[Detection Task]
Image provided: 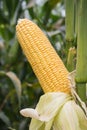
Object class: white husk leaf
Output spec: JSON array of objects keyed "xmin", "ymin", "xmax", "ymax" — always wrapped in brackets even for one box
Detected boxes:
[
  {"xmin": 29, "ymin": 92, "xmax": 71, "ymax": 130},
  {"xmin": 45, "ymin": 118, "xmax": 54, "ymax": 130},
  {"xmin": 73, "ymin": 101, "xmax": 87, "ymax": 130},
  {"xmin": 29, "ymin": 118, "xmax": 44, "ymax": 130},
  {"xmin": 20, "ymin": 92, "xmax": 87, "ymax": 130},
  {"xmin": 35, "ymin": 92, "xmax": 71, "ymax": 121},
  {"xmin": 53, "ymin": 100, "xmax": 87, "ymax": 130}
]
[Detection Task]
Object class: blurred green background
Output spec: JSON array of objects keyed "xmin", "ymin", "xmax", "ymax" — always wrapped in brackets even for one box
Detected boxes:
[{"xmin": 0, "ymin": 0, "xmax": 76, "ymax": 129}]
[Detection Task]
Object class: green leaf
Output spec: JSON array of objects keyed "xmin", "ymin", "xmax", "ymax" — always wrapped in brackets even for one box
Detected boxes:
[
  {"xmin": 6, "ymin": 71, "xmax": 21, "ymax": 105},
  {"xmin": 10, "ymin": 1, "xmax": 21, "ymax": 25},
  {"xmin": 0, "ymin": 71, "xmax": 22, "ymax": 105},
  {"xmin": 0, "ymin": 111, "xmax": 11, "ymax": 126},
  {"xmin": 8, "ymin": 40, "xmax": 19, "ymax": 64}
]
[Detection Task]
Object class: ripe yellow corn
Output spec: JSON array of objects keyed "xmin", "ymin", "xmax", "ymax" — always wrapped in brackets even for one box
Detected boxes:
[{"xmin": 16, "ymin": 19, "xmax": 71, "ymax": 94}]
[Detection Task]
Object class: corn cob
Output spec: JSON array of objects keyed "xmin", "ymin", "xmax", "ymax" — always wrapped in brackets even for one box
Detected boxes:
[{"xmin": 16, "ymin": 19, "xmax": 71, "ymax": 94}]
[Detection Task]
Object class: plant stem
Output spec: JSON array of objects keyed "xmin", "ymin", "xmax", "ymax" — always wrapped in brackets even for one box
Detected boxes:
[
  {"xmin": 43, "ymin": 0, "xmax": 61, "ymax": 25},
  {"xmin": 75, "ymin": 0, "xmax": 80, "ymax": 36},
  {"xmin": 76, "ymin": 83, "xmax": 86, "ymax": 102},
  {"xmin": 75, "ymin": 0, "xmax": 87, "ymax": 102},
  {"xmin": 65, "ymin": 0, "xmax": 74, "ymax": 43},
  {"xmin": 67, "ymin": 47, "xmax": 76, "ymax": 72}
]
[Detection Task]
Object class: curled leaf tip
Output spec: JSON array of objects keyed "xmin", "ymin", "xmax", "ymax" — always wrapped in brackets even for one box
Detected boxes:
[{"xmin": 20, "ymin": 108, "xmax": 39, "ymax": 119}]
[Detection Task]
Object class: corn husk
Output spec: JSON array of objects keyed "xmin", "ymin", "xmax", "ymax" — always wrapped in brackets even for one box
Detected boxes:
[{"xmin": 20, "ymin": 92, "xmax": 87, "ymax": 130}]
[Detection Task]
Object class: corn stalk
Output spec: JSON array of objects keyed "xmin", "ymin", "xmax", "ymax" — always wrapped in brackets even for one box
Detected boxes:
[
  {"xmin": 66, "ymin": 0, "xmax": 87, "ymax": 102},
  {"xmin": 65, "ymin": 0, "xmax": 74, "ymax": 46},
  {"xmin": 75, "ymin": 0, "xmax": 87, "ymax": 102},
  {"xmin": 65, "ymin": 0, "xmax": 75, "ymax": 71}
]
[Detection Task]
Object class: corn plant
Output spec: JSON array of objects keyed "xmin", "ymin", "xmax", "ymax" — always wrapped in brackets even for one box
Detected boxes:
[
  {"xmin": 0, "ymin": 0, "xmax": 87, "ymax": 129},
  {"xmin": 16, "ymin": 0, "xmax": 87, "ymax": 129}
]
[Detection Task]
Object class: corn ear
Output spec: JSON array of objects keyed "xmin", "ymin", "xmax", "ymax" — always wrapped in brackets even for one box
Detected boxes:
[{"xmin": 16, "ymin": 19, "xmax": 71, "ymax": 94}]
